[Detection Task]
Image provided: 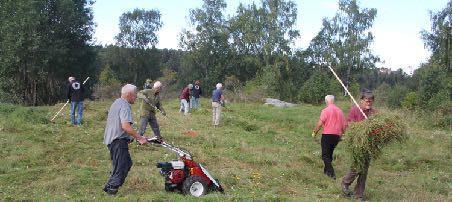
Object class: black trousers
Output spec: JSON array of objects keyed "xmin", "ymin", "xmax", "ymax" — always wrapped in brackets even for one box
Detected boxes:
[
  {"xmin": 321, "ymin": 134, "xmax": 341, "ymax": 177},
  {"xmin": 105, "ymin": 139, "xmax": 132, "ymax": 188}
]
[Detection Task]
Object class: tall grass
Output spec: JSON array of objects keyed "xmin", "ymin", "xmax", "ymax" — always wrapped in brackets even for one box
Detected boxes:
[{"xmin": 0, "ymin": 100, "xmax": 450, "ymax": 201}]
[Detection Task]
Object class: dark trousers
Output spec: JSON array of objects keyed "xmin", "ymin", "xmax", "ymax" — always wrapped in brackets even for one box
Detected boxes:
[
  {"xmin": 139, "ymin": 114, "xmax": 161, "ymax": 137},
  {"xmin": 321, "ymin": 134, "xmax": 341, "ymax": 178},
  {"xmin": 342, "ymin": 158, "xmax": 370, "ymax": 198},
  {"xmin": 105, "ymin": 139, "xmax": 132, "ymax": 188}
]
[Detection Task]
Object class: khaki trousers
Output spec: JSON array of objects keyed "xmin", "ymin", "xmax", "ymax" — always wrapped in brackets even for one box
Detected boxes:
[{"xmin": 212, "ymin": 102, "xmax": 221, "ymax": 126}]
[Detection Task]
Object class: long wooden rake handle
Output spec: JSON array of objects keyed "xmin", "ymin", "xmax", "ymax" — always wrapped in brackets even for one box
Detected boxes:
[{"xmin": 326, "ymin": 65, "xmax": 367, "ymax": 119}]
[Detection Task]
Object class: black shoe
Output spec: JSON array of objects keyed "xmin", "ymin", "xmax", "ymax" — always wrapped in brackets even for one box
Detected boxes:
[
  {"xmin": 341, "ymin": 183, "xmax": 351, "ymax": 196},
  {"xmin": 103, "ymin": 185, "xmax": 118, "ymax": 195}
]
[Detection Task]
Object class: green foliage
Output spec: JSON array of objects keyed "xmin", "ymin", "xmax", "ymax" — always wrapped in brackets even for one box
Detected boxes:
[
  {"xmin": 387, "ymin": 85, "xmax": 409, "ymax": 108},
  {"xmin": 298, "ymin": 71, "xmax": 329, "ymax": 104},
  {"xmin": 401, "ymin": 92, "xmax": 418, "ymax": 110},
  {"xmin": 116, "ymin": 9, "xmax": 162, "ymax": 48},
  {"xmin": 345, "ymin": 114, "xmax": 408, "ymax": 172},
  {"xmin": 421, "ymin": 1, "xmax": 451, "ymax": 69},
  {"xmin": 307, "ymin": 0, "xmax": 379, "ymax": 85},
  {"xmin": 98, "ymin": 65, "xmax": 120, "ymax": 86},
  {"xmin": 0, "ymin": 0, "xmax": 97, "ymax": 105},
  {"xmin": 93, "ymin": 65, "xmax": 122, "ymax": 100},
  {"xmin": 98, "ymin": 45, "xmax": 161, "ymax": 86},
  {"xmin": 374, "ymin": 83, "xmax": 391, "ymax": 107},
  {"xmin": 114, "ymin": 9, "xmax": 163, "ymax": 84}
]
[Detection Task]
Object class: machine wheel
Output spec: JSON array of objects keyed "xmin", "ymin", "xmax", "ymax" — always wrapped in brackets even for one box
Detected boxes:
[{"xmin": 182, "ymin": 175, "xmax": 208, "ymax": 197}]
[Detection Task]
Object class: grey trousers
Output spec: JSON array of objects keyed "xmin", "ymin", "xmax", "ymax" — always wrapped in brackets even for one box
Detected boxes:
[
  {"xmin": 105, "ymin": 139, "xmax": 132, "ymax": 188},
  {"xmin": 139, "ymin": 114, "xmax": 161, "ymax": 137},
  {"xmin": 342, "ymin": 158, "xmax": 370, "ymax": 198}
]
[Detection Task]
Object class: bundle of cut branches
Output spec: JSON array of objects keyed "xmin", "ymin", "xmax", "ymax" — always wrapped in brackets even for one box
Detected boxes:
[{"xmin": 345, "ymin": 113, "xmax": 408, "ymax": 172}]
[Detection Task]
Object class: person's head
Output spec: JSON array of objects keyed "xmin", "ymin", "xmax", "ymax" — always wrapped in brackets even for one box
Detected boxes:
[
  {"xmin": 144, "ymin": 79, "xmax": 152, "ymax": 89},
  {"xmin": 195, "ymin": 80, "xmax": 200, "ymax": 85},
  {"xmin": 216, "ymin": 83, "xmax": 222, "ymax": 90},
  {"xmin": 188, "ymin": 84, "xmax": 193, "ymax": 89},
  {"xmin": 121, "ymin": 84, "xmax": 137, "ymax": 104},
  {"xmin": 153, "ymin": 81, "xmax": 162, "ymax": 92},
  {"xmin": 68, "ymin": 77, "xmax": 76, "ymax": 83},
  {"xmin": 325, "ymin": 95, "xmax": 335, "ymax": 105},
  {"xmin": 360, "ymin": 91, "xmax": 374, "ymax": 110}
]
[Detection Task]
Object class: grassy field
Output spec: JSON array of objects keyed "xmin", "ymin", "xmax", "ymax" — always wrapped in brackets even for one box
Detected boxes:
[{"xmin": 0, "ymin": 98, "xmax": 450, "ymax": 201}]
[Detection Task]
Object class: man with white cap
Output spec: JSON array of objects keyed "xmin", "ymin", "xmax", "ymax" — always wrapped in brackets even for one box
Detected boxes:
[
  {"xmin": 137, "ymin": 80, "xmax": 166, "ymax": 139},
  {"xmin": 211, "ymin": 83, "xmax": 225, "ymax": 127},
  {"xmin": 67, "ymin": 76, "xmax": 85, "ymax": 125}
]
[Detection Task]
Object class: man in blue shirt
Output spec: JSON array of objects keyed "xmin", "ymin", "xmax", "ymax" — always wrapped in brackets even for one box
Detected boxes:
[{"xmin": 211, "ymin": 83, "xmax": 224, "ymax": 127}]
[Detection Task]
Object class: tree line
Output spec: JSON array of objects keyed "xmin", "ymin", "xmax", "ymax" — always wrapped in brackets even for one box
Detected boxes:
[{"xmin": 0, "ymin": 0, "xmax": 450, "ymax": 126}]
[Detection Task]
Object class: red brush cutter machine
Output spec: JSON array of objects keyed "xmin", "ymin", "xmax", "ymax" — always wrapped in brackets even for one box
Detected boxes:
[{"xmin": 147, "ymin": 137, "xmax": 224, "ymax": 197}]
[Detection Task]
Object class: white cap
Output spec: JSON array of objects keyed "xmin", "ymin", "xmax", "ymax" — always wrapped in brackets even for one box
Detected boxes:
[{"xmin": 153, "ymin": 81, "xmax": 162, "ymax": 89}]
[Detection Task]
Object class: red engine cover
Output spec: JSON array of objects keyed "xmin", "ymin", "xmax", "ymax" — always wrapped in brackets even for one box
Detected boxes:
[{"xmin": 170, "ymin": 169, "xmax": 185, "ymax": 184}]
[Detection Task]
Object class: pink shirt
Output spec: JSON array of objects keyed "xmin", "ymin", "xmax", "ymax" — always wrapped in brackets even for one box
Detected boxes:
[{"xmin": 320, "ymin": 104, "xmax": 346, "ymax": 135}]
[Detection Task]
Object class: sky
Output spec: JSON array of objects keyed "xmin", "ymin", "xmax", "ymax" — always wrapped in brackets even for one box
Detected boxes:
[{"xmin": 92, "ymin": 0, "xmax": 449, "ymax": 73}]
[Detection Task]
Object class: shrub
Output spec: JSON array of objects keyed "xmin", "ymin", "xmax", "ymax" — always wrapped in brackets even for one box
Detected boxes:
[
  {"xmin": 345, "ymin": 113, "xmax": 408, "ymax": 172},
  {"xmin": 298, "ymin": 71, "xmax": 329, "ymax": 104},
  {"xmin": 374, "ymin": 83, "xmax": 391, "ymax": 107},
  {"xmin": 387, "ymin": 85, "xmax": 409, "ymax": 108},
  {"xmin": 93, "ymin": 65, "xmax": 122, "ymax": 100},
  {"xmin": 401, "ymin": 92, "xmax": 418, "ymax": 110}
]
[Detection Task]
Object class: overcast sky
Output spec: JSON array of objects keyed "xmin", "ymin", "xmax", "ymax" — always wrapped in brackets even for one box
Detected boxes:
[{"xmin": 92, "ymin": 0, "xmax": 449, "ymax": 73}]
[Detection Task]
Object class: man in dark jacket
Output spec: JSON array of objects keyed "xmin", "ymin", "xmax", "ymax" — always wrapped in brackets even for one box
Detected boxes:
[
  {"xmin": 67, "ymin": 76, "xmax": 85, "ymax": 125},
  {"xmin": 190, "ymin": 80, "xmax": 202, "ymax": 109}
]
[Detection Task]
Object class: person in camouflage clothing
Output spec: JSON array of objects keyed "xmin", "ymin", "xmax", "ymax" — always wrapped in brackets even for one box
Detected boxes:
[{"xmin": 137, "ymin": 80, "xmax": 166, "ymax": 139}]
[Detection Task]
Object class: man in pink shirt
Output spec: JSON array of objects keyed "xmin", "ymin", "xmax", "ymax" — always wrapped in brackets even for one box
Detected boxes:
[{"xmin": 313, "ymin": 95, "xmax": 346, "ymax": 179}]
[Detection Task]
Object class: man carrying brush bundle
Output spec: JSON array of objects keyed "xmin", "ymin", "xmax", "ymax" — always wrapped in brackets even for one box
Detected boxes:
[
  {"xmin": 341, "ymin": 91, "xmax": 376, "ymax": 201},
  {"xmin": 137, "ymin": 80, "xmax": 166, "ymax": 140}
]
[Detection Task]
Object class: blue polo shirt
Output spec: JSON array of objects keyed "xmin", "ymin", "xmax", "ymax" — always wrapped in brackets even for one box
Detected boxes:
[{"xmin": 212, "ymin": 89, "xmax": 222, "ymax": 102}]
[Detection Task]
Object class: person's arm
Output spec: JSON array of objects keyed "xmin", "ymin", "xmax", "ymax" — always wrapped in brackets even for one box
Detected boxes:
[
  {"xmin": 156, "ymin": 100, "xmax": 166, "ymax": 116},
  {"xmin": 313, "ymin": 119, "xmax": 323, "ymax": 134},
  {"xmin": 119, "ymin": 105, "xmax": 147, "ymax": 144},
  {"xmin": 122, "ymin": 122, "xmax": 147, "ymax": 144}
]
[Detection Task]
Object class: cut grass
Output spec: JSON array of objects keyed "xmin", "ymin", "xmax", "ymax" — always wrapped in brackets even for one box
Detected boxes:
[{"xmin": 0, "ymin": 99, "xmax": 450, "ymax": 201}]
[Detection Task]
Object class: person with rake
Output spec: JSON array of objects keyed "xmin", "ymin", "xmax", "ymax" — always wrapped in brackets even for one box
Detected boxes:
[{"xmin": 137, "ymin": 80, "xmax": 166, "ymax": 140}]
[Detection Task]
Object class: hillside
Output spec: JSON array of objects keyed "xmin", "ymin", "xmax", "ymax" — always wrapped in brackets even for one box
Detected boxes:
[{"xmin": 0, "ymin": 99, "xmax": 450, "ymax": 201}]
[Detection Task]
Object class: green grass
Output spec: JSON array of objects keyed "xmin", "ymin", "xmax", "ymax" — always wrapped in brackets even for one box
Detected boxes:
[{"xmin": 0, "ymin": 99, "xmax": 450, "ymax": 201}]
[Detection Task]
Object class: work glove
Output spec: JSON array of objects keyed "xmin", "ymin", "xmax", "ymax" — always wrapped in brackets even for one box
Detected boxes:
[{"xmin": 311, "ymin": 131, "xmax": 317, "ymax": 138}]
